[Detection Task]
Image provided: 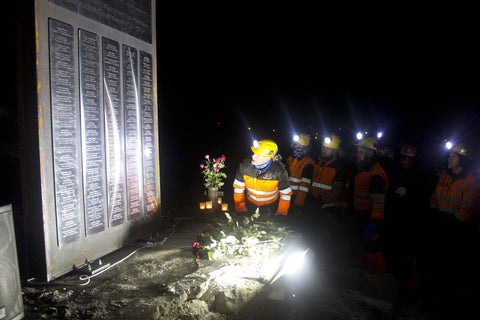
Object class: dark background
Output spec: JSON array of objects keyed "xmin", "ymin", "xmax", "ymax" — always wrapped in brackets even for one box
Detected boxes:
[
  {"xmin": 2, "ymin": 3, "xmax": 480, "ymax": 212},
  {"xmin": 155, "ymin": 6, "xmax": 480, "ymax": 210}
]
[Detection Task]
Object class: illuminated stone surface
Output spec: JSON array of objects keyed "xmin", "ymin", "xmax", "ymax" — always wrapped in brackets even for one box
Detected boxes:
[{"xmin": 21, "ymin": 211, "xmax": 415, "ymax": 319}]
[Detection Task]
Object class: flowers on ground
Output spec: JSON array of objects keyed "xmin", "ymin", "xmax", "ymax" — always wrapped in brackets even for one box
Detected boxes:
[
  {"xmin": 200, "ymin": 154, "xmax": 227, "ymax": 189},
  {"xmin": 192, "ymin": 211, "xmax": 293, "ymax": 260},
  {"xmin": 192, "ymin": 242, "xmax": 201, "ymax": 259}
]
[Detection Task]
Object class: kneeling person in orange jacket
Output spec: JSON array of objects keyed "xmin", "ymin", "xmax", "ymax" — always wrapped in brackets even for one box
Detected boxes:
[{"xmin": 233, "ymin": 139, "xmax": 293, "ymax": 216}]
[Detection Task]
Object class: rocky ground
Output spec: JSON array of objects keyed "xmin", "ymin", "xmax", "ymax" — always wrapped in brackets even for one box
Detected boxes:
[{"xmin": 20, "ymin": 208, "xmax": 441, "ymax": 320}]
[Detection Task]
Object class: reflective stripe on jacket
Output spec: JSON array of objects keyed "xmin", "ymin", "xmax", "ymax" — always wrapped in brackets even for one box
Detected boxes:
[
  {"xmin": 430, "ymin": 170, "xmax": 480, "ymax": 222},
  {"xmin": 353, "ymin": 161, "xmax": 389, "ymax": 220},
  {"xmin": 311, "ymin": 156, "xmax": 347, "ymax": 207},
  {"xmin": 233, "ymin": 158, "xmax": 293, "ymax": 216},
  {"xmin": 286, "ymin": 156, "xmax": 315, "ymax": 207}
]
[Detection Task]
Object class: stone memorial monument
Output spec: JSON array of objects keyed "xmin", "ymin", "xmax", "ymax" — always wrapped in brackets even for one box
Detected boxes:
[{"xmin": 17, "ymin": 0, "xmax": 160, "ymax": 281}]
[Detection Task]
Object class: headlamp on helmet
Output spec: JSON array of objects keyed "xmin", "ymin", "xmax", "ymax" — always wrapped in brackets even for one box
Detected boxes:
[
  {"xmin": 251, "ymin": 139, "xmax": 278, "ymax": 158},
  {"xmin": 445, "ymin": 141, "xmax": 468, "ymax": 157},
  {"xmin": 323, "ymin": 135, "xmax": 341, "ymax": 150},
  {"xmin": 445, "ymin": 141, "xmax": 453, "ymax": 150},
  {"xmin": 292, "ymin": 133, "xmax": 311, "ymax": 147}
]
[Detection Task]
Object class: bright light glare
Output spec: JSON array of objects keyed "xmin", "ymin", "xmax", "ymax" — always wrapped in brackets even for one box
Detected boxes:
[
  {"xmin": 293, "ymin": 134, "xmax": 300, "ymax": 142},
  {"xmin": 261, "ymin": 256, "xmax": 282, "ymax": 279},
  {"xmin": 253, "ymin": 140, "xmax": 259, "ymax": 148},
  {"xmin": 324, "ymin": 137, "xmax": 331, "ymax": 144},
  {"xmin": 356, "ymin": 132, "xmax": 363, "ymax": 140},
  {"xmin": 210, "ymin": 268, "xmax": 243, "ymax": 289},
  {"xmin": 283, "ymin": 250, "xmax": 308, "ymax": 275},
  {"xmin": 446, "ymin": 141, "xmax": 453, "ymax": 150},
  {"xmin": 377, "ymin": 132, "xmax": 383, "ymax": 139}
]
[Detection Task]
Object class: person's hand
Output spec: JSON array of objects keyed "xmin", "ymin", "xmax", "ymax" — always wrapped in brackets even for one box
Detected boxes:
[
  {"xmin": 395, "ymin": 186, "xmax": 407, "ymax": 196},
  {"xmin": 363, "ymin": 219, "xmax": 384, "ymax": 242},
  {"xmin": 363, "ymin": 222, "xmax": 378, "ymax": 242}
]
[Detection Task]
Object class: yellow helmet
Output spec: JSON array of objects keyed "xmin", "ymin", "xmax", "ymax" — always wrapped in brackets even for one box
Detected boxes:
[
  {"xmin": 322, "ymin": 135, "xmax": 341, "ymax": 150},
  {"xmin": 355, "ymin": 137, "xmax": 378, "ymax": 152},
  {"xmin": 251, "ymin": 140, "xmax": 278, "ymax": 158},
  {"xmin": 293, "ymin": 134, "xmax": 311, "ymax": 147},
  {"xmin": 452, "ymin": 145, "xmax": 468, "ymax": 157}
]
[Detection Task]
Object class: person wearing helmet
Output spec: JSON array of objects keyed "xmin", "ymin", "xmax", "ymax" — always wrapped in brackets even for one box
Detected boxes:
[
  {"xmin": 286, "ymin": 133, "xmax": 315, "ymax": 216},
  {"xmin": 382, "ymin": 142, "xmax": 430, "ymax": 299},
  {"xmin": 311, "ymin": 135, "xmax": 349, "ymax": 211},
  {"xmin": 233, "ymin": 139, "xmax": 293, "ymax": 217},
  {"xmin": 347, "ymin": 137, "xmax": 389, "ymax": 274},
  {"xmin": 307, "ymin": 134, "xmax": 350, "ymax": 262},
  {"xmin": 426, "ymin": 143, "xmax": 479, "ymax": 315},
  {"xmin": 431, "ymin": 143, "xmax": 478, "ymax": 222}
]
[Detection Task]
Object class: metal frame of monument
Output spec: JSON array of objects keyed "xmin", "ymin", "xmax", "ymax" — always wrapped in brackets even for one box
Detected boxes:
[{"xmin": 22, "ymin": 0, "xmax": 160, "ymax": 281}]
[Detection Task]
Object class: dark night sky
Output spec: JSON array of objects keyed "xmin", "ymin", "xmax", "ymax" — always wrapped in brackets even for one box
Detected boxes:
[
  {"xmin": 155, "ymin": 9, "xmax": 480, "ymax": 149},
  {"xmin": 154, "ymin": 9, "xmax": 480, "ymax": 208},
  {"xmin": 2, "ymin": 4, "xmax": 480, "ymax": 209},
  {"xmin": 154, "ymin": 6, "xmax": 480, "ymax": 148}
]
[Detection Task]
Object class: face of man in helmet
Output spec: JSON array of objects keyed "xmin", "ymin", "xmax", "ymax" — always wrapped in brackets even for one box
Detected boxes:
[
  {"xmin": 252, "ymin": 153, "xmax": 271, "ymax": 166},
  {"xmin": 356, "ymin": 147, "xmax": 366, "ymax": 163},
  {"xmin": 321, "ymin": 145, "xmax": 333, "ymax": 159},
  {"xmin": 400, "ymin": 156, "xmax": 414, "ymax": 169},
  {"xmin": 447, "ymin": 151, "xmax": 461, "ymax": 173}
]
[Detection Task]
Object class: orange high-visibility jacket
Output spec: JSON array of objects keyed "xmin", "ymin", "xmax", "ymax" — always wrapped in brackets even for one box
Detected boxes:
[
  {"xmin": 353, "ymin": 161, "xmax": 389, "ymax": 220},
  {"xmin": 430, "ymin": 170, "xmax": 480, "ymax": 222},
  {"xmin": 311, "ymin": 156, "xmax": 348, "ymax": 207},
  {"xmin": 286, "ymin": 155, "xmax": 315, "ymax": 207},
  {"xmin": 233, "ymin": 158, "xmax": 293, "ymax": 216}
]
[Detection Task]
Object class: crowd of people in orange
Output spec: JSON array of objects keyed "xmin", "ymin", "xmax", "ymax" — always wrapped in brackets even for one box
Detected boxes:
[{"xmin": 232, "ymin": 131, "xmax": 479, "ymax": 318}]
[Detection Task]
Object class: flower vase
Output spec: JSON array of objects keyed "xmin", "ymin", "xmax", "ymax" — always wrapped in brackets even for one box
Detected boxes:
[{"xmin": 207, "ymin": 187, "xmax": 218, "ymax": 210}]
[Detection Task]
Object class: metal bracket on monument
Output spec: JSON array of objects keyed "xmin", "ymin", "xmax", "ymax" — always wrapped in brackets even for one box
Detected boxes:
[{"xmin": 75, "ymin": 258, "xmax": 111, "ymax": 276}]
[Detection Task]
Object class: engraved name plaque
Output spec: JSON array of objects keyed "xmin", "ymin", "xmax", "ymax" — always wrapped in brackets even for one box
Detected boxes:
[
  {"xmin": 123, "ymin": 45, "xmax": 144, "ymax": 220},
  {"xmin": 103, "ymin": 38, "xmax": 126, "ymax": 227},
  {"xmin": 49, "ymin": 0, "xmax": 152, "ymax": 43},
  {"xmin": 140, "ymin": 51, "xmax": 157, "ymax": 215},
  {"xmin": 49, "ymin": 19, "xmax": 82, "ymax": 245},
  {"xmin": 79, "ymin": 29, "xmax": 106, "ymax": 235}
]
